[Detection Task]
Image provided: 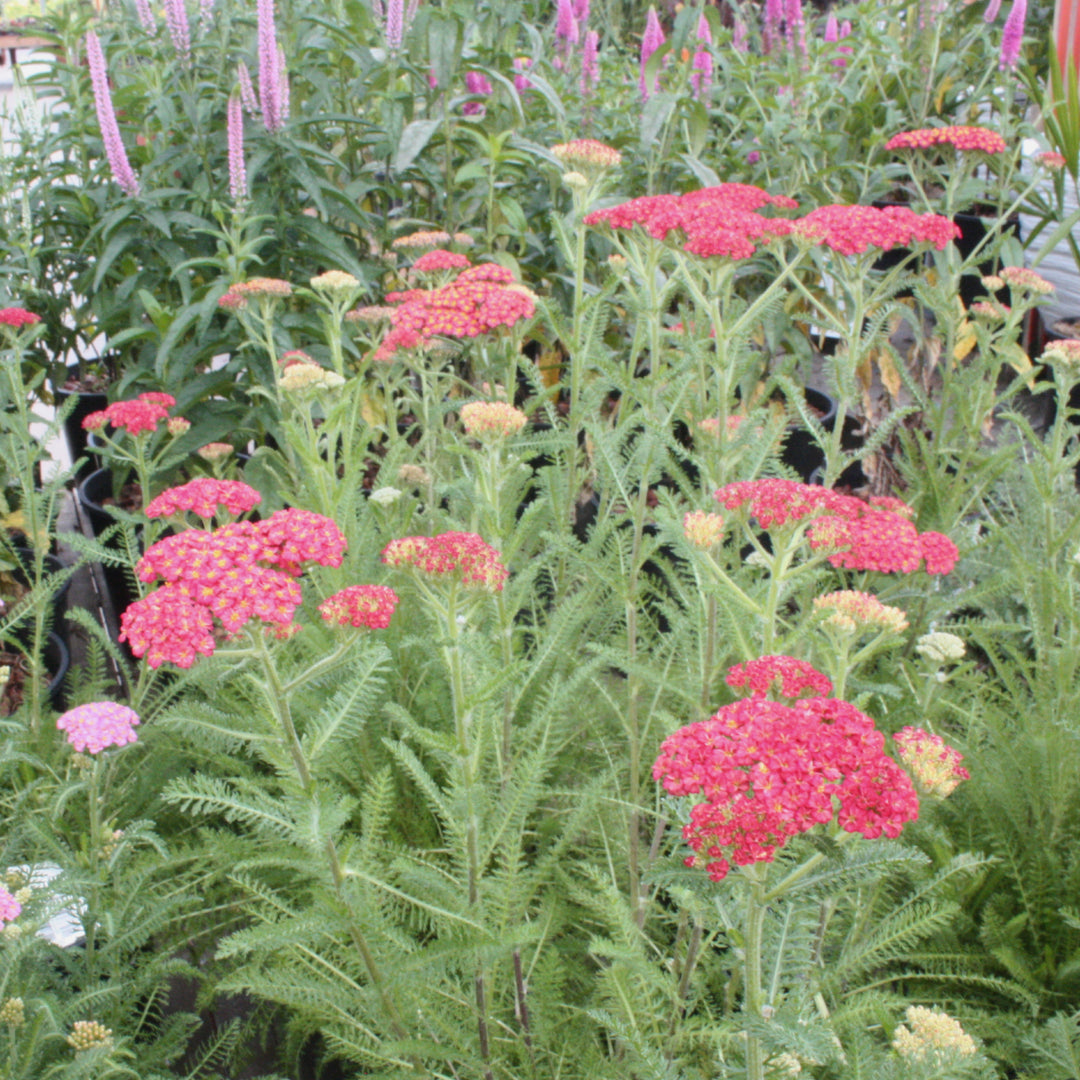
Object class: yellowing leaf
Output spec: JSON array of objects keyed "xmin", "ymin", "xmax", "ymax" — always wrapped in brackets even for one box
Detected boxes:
[
  {"xmin": 876, "ymin": 349, "xmax": 902, "ymax": 400},
  {"xmin": 954, "ymin": 326, "xmax": 977, "ymax": 363},
  {"xmin": 537, "ymin": 346, "xmax": 564, "ymax": 389},
  {"xmin": 359, "ymin": 390, "xmax": 386, "ymax": 429},
  {"xmin": 935, "ymin": 75, "xmax": 954, "ymax": 114}
]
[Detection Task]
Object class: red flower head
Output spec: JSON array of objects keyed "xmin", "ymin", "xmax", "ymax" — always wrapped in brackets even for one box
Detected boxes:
[
  {"xmin": 716, "ymin": 479, "xmax": 958, "ymax": 576},
  {"xmin": 0, "ymin": 308, "xmax": 41, "ymax": 328},
  {"xmin": 119, "ymin": 586, "xmax": 217, "ymax": 668},
  {"xmin": 726, "ymin": 655, "xmax": 833, "ymax": 699},
  {"xmin": 654, "ymin": 695, "xmax": 919, "ymax": 880},
  {"xmin": 794, "ymin": 204, "xmax": 960, "ymax": 256},
  {"xmin": 257, "ymin": 508, "xmax": 347, "ymax": 571},
  {"xmin": 81, "ymin": 392, "xmax": 177, "ymax": 436},
  {"xmin": 319, "ymin": 584, "xmax": 400, "ymax": 629},
  {"xmin": 884, "ymin": 126, "xmax": 1008, "ymax": 155},
  {"xmin": 382, "ymin": 531, "xmax": 509, "ymax": 591},
  {"xmin": 145, "ymin": 478, "xmax": 262, "ymax": 521},
  {"xmin": 584, "ymin": 184, "xmax": 797, "ymax": 261}
]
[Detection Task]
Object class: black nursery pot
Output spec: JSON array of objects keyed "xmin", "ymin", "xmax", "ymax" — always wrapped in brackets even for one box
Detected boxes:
[
  {"xmin": 780, "ymin": 387, "xmax": 863, "ymax": 483},
  {"xmin": 952, "ymin": 211, "xmax": 1021, "ymax": 309},
  {"xmin": 49, "ymin": 369, "xmax": 108, "ymax": 480},
  {"xmin": 76, "ymin": 468, "xmax": 138, "ymax": 619}
]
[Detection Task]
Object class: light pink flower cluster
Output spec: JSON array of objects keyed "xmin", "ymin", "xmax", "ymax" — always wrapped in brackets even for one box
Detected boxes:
[
  {"xmin": 584, "ymin": 184, "xmax": 798, "ymax": 261},
  {"xmin": 319, "ymin": 585, "xmax": 399, "ymax": 629},
  {"xmin": 145, "ymin": 479, "xmax": 262, "ymax": 521},
  {"xmin": 654, "ymin": 693, "xmax": 920, "ymax": 881},
  {"xmin": 884, "ymin": 125, "xmax": 1008, "ymax": 154},
  {"xmin": 726, "ymin": 654, "xmax": 833, "ymax": 699},
  {"xmin": 460, "ymin": 401, "xmax": 528, "ymax": 439},
  {"xmin": 82, "ymin": 392, "xmax": 181, "ymax": 437},
  {"xmin": 375, "ymin": 264, "xmax": 535, "ymax": 361},
  {"xmin": 794, "ymin": 204, "xmax": 960, "ymax": 256},
  {"xmin": 382, "ymin": 531, "xmax": 509, "ymax": 591},
  {"xmin": 85, "ymin": 31, "xmax": 140, "ymax": 197},
  {"xmin": 998, "ymin": 266, "xmax": 1054, "ymax": 295},
  {"xmin": 893, "ymin": 726, "xmax": 969, "ymax": 798},
  {"xmin": 121, "ymin": 509, "xmax": 346, "ymax": 667},
  {"xmin": 56, "ymin": 701, "xmax": 140, "ymax": 754},
  {"xmin": 0, "ymin": 888, "xmax": 21, "ymax": 924},
  {"xmin": 715, "ymin": 479, "xmax": 958, "ymax": 575}
]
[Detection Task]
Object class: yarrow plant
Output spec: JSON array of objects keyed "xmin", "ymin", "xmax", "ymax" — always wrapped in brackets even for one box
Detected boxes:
[
  {"xmin": 318, "ymin": 585, "xmax": 399, "ymax": 630},
  {"xmin": 893, "ymin": 726, "xmax": 970, "ymax": 797},
  {"xmin": 56, "ymin": 702, "xmax": 140, "ymax": 754},
  {"xmin": 381, "ymin": 532, "xmax": 508, "ymax": 591}
]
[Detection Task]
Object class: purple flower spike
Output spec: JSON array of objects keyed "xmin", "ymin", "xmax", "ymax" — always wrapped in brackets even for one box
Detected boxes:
[
  {"xmin": 84, "ymin": 31, "xmax": 140, "ymax": 197},
  {"xmin": 163, "ymin": 0, "xmax": 191, "ymax": 64},
  {"xmin": 385, "ymin": 0, "xmax": 404, "ymax": 49},
  {"xmin": 573, "ymin": 0, "xmax": 589, "ymax": 20},
  {"xmin": 690, "ymin": 14, "xmax": 712, "ymax": 100},
  {"xmin": 581, "ymin": 29, "xmax": 599, "ymax": 94},
  {"xmin": 784, "ymin": 0, "xmax": 806, "ymax": 56},
  {"xmin": 999, "ymin": 0, "xmax": 1026, "ymax": 68},
  {"xmin": 983, "ymin": 0, "xmax": 1002, "ymax": 19},
  {"xmin": 135, "ymin": 0, "xmax": 157, "ymax": 35},
  {"xmin": 640, "ymin": 6, "xmax": 664, "ymax": 101},
  {"xmin": 237, "ymin": 62, "xmax": 258, "ymax": 115},
  {"xmin": 227, "ymin": 94, "xmax": 247, "ymax": 205},
  {"xmin": 258, "ymin": 0, "xmax": 283, "ymax": 132},
  {"xmin": 733, "ymin": 18, "xmax": 747, "ymax": 52},
  {"xmin": 824, "ymin": 12, "xmax": 838, "ymax": 41}
]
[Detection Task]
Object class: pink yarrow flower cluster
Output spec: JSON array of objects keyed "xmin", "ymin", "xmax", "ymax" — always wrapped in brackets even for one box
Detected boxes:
[
  {"xmin": 794, "ymin": 204, "xmax": 960, "ymax": 256},
  {"xmin": 715, "ymin": 479, "xmax": 958, "ymax": 575},
  {"xmin": 884, "ymin": 126, "xmax": 1008, "ymax": 155},
  {"xmin": 584, "ymin": 184, "xmax": 799, "ymax": 261},
  {"xmin": 375, "ymin": 264, "xmax": 535, "ymax": 361},
  {"xmin": 82, "ymin": 392, "xmax": 180, "ymax": 437},
  {"xmin": 654, "ymin": 693, "xmax": 920, "ymax": 881},
  {"xmin": 319, "ymin": 585, "xmax": 399, "ymax": 630},
  {"xmin": 726, "ymin": 654, "xmax": 833, "ymax": 699},
  {"xmin": 0, "ymin": 308, "xmax": 41, "ymax": 328},
  {"xmin": 120, "ymin": 509, "xmax": 346, "ymax": 668},
  {"xmin": 56, "ymin": 701, "xmax": 140, "ymax": 754},
  {"xmin": 382, "ymin": 532, "xmax": 509, "ymax": 591},
  {"xmin": 412, "ymin": 249, "xmax": 472, "ymax": 273},
  {"xmin": 0, "ymin": 888, "xmax": 21, "ymax": 924},
  {"xmin": 145, "ymin": 479, "xmax": 262, "ymax": 521}
]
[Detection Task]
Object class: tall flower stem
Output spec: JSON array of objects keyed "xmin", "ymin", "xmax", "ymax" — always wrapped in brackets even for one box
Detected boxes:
[{"xmin": 742, "ymin": 865, "xmax": 768, "ymax": 1080}]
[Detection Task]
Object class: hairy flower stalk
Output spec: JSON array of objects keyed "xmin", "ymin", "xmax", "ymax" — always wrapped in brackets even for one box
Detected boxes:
[
  {"xmin": 999, "ymin": 0, "xmax": 1026, "ymax": 69},
  {"xmin": 258, "ymin": 0, "xmax": 284, "ymax": 132},
  {"xmin": 763, "ymin": 0, "xmax": 783, "ymax": 53},
  {"xmin": 163, "ymin": 0, "xmax": 191, "ymax": 64},
  {"xmin": 84, "ymin": 32, "xmax": 140, "ymax": 197},
  {"xmin": 984, "ymin": 0, "xmax": 1002, "ymax": 19},
  {"xmin": 784, "ymin": 0, "xmax": 805, "ymax": 54},
  {"xmin": 227, "ymin": 95, "xmax": 247, "ymax": 205}
]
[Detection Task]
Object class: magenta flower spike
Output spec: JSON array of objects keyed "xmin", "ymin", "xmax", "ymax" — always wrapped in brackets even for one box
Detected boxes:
[
  {"xmin": 999, "ymin": 0, "xmax": 1026, "ymax": 66},
  {"xmin": 227, "ymin": 94, "xmax": 247, "ymax": 204},
  {"xmin": 513, "ymin": 56, "xmax": 533, "ymax": 92},
  {"xmin": 983, "ymin": 0, "xmax": 1002, "ymax": 19},
  {"xmin": 640, "ymin": 6, "xmax": 664, "ymax": 101},
  {"xmin": 237, "ymin": 61, "xmax": 258, "ymax": 115},
  {"xmin": 763, "ymin": 0, "xmax": 783, "ymax": 53},
  {"xmin": 573, "ymin": 0, "xmax": 589, "ymax": 20},
  {"xmin": 733, "ymin": 17, "xmax": 748, "ymax": 51},
  {"xmin": 784, "ymin": 0, "xmax": 806, "ymax": 55},
  {"xmin": 258, "ymin": 0, "xmax": 283, "ymax": 132},
  {"xmin": 824, "ymin": 11, "xmax": 838, "ymax": 41},
  {"xmin": 134, "ymin": 0, "xmax": 157, "ymax": 35},
  {"xmin": 581, "ymin": 29, "xmax": 599, "ymax": 94},
  {"xmin": 690, "ymin": 14, "xmax": 712, "ymax": 100},
  {"xmin": 163, "ymin": 0, "xmax": 191, "ymax": 64},
  {"xmin": 84, "ymin": 31, "xmax": 140, "ymax": 197}
]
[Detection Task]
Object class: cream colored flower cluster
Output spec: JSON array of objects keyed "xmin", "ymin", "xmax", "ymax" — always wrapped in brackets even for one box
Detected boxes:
[
  {"xmin": 459, "ymin": 401, "xmax": 528, "ymax": 440},
  {"xmin": 892, "ymin": 1006, "xmax": 976, "ymax": 1060},
  {"xmin": 280, "ymin": 363, "xmax": 346, "ymax": 394}
]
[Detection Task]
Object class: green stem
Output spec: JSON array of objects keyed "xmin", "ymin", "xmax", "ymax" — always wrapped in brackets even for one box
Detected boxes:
[{"xmin": 742, "ymin": 869, "xmax": 767, "ymax": 1080}]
